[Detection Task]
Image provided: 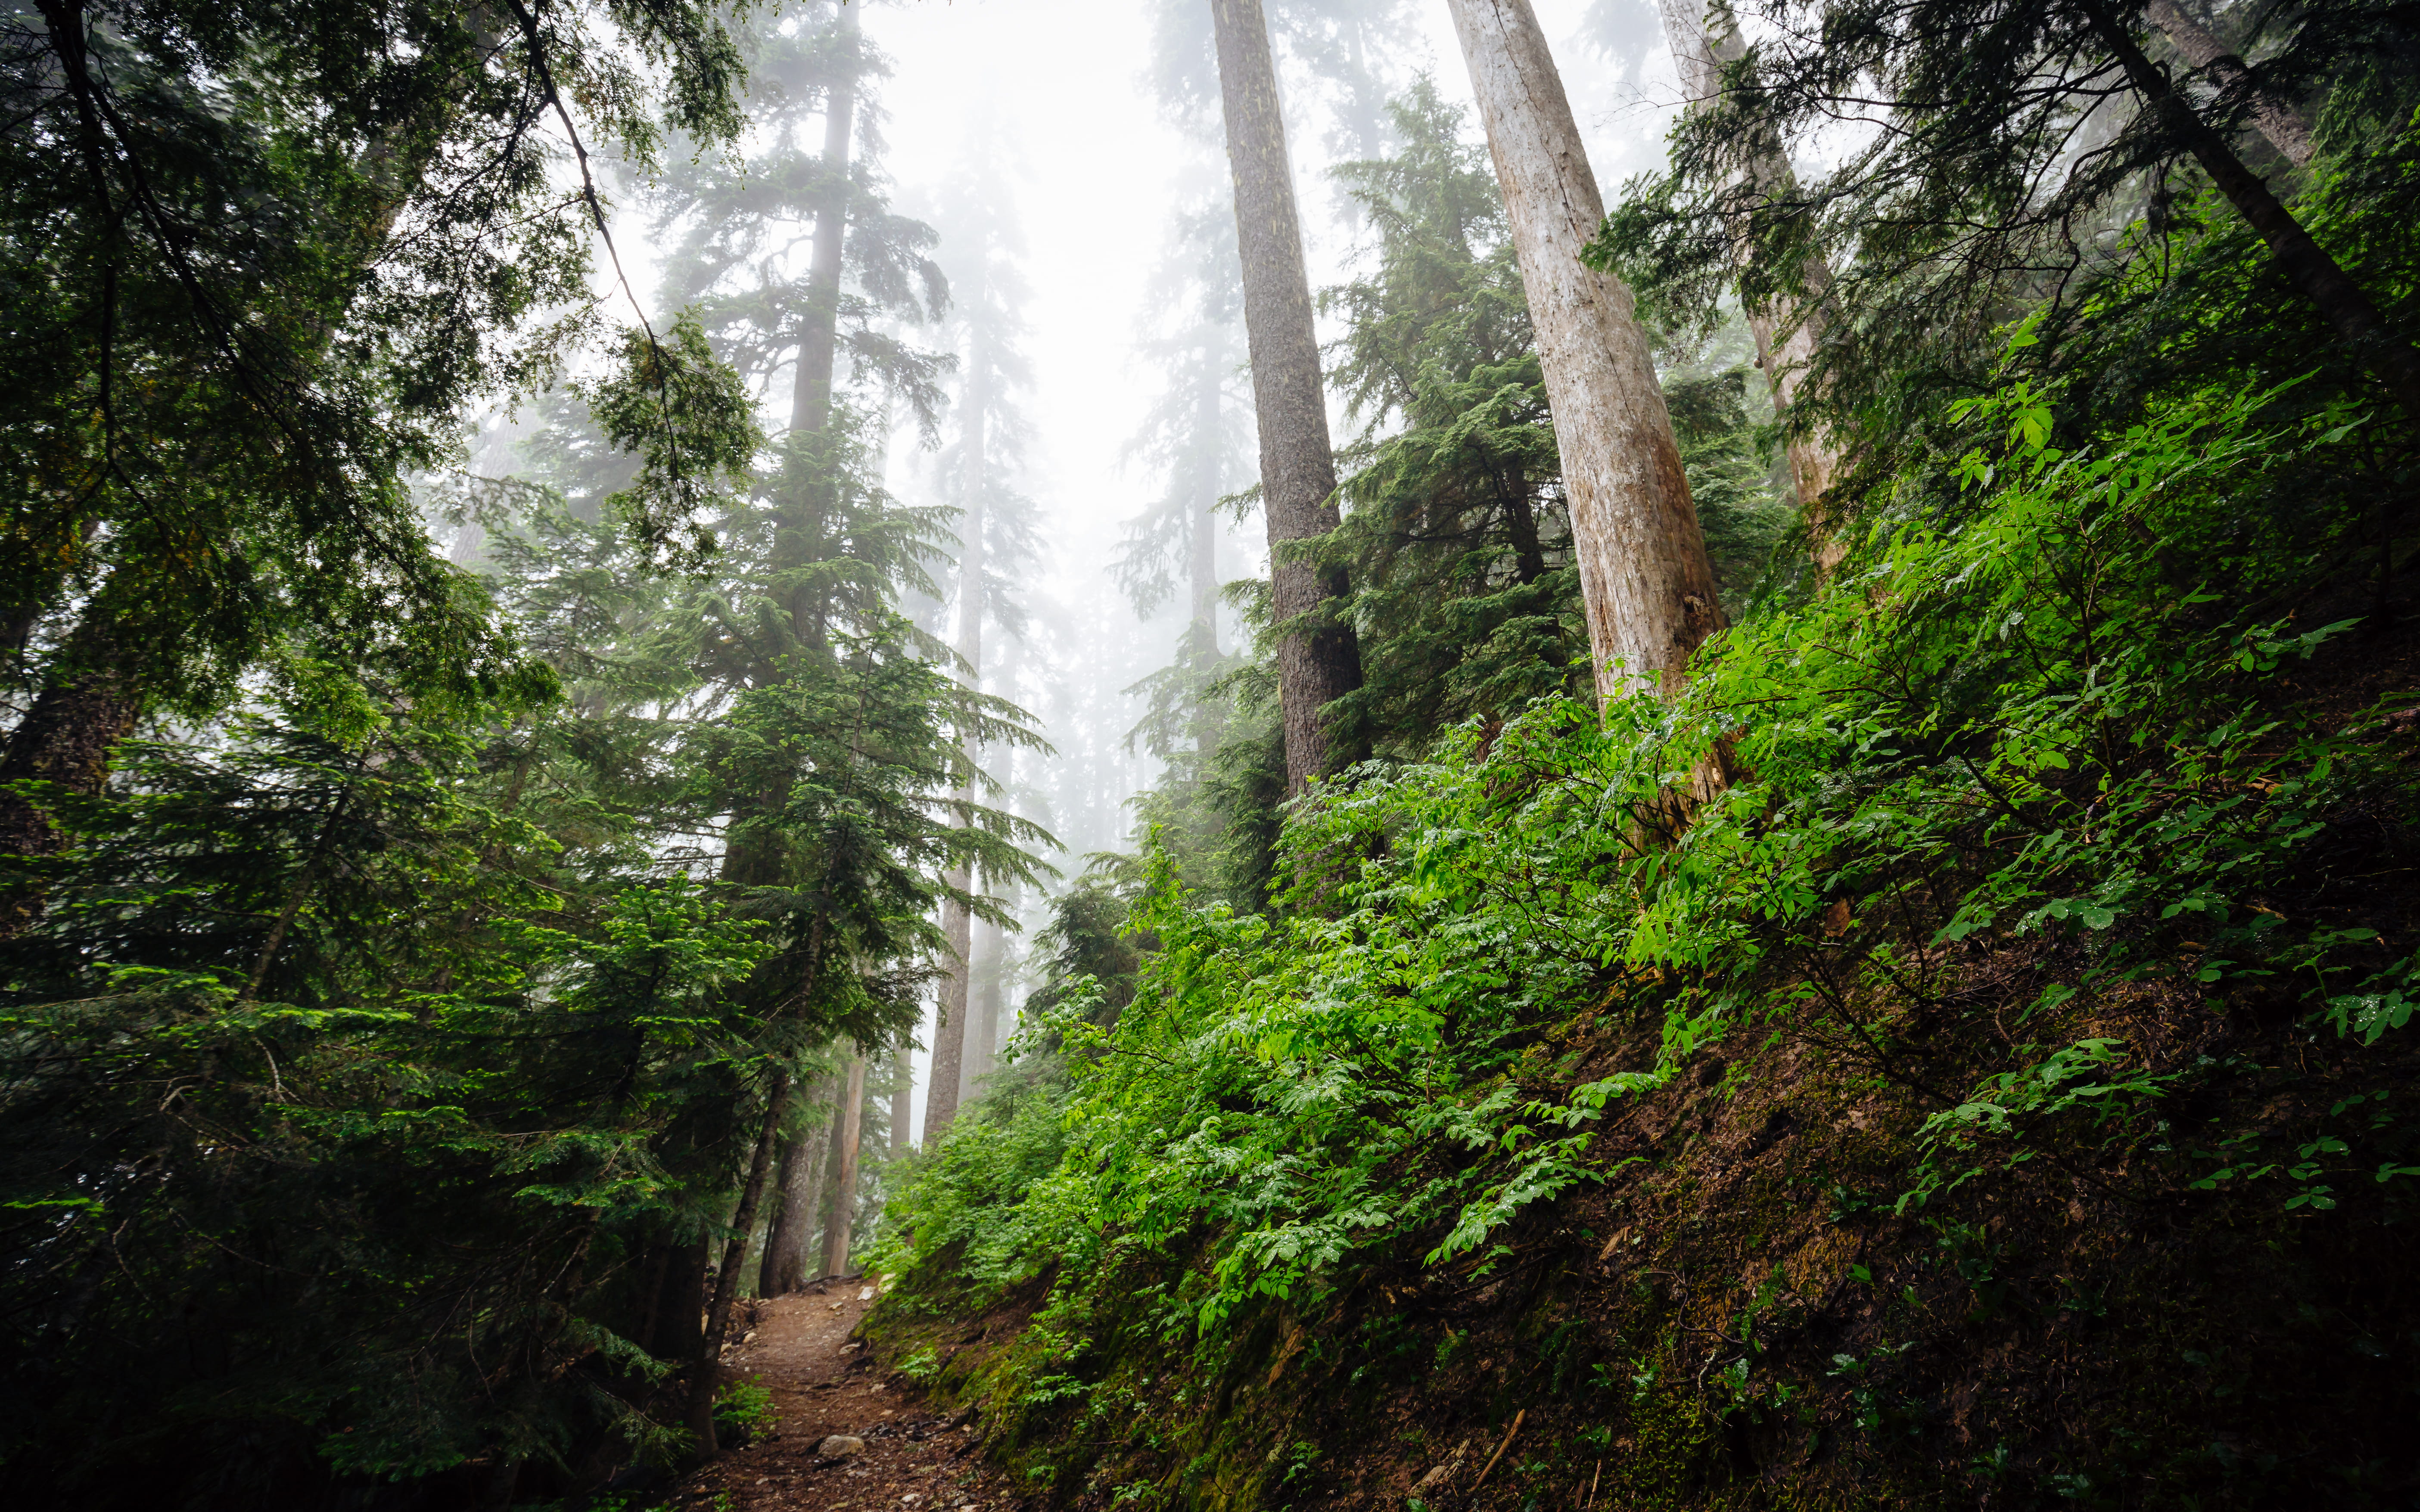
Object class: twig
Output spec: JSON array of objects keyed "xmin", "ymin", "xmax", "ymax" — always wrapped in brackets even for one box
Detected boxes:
[{"xmin": 1472, "ymin": 1407, "xmax": 1523, "ymax": 1490}]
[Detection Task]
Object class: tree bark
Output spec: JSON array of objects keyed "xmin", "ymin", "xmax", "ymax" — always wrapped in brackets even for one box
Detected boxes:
[
  {"xmin": 2141, "ymin": 0, "xmax": 2314, "ymax": 167},
  {"xmin": 793, "ymin": 1, "xmax": 859, "ymax": 440},
  {"xmin": 1446, "ymin": 0, "xmax": 1726, "ymax": 702},
  {"xmin": 687, "ymin": 1067, "xmax": 791, "ymax": 1456},
  {"xmin": 756, "ymin": 1071, "xmax": 836, "ymax": 1297},
  {"xmin": 1210, "ymin": 0, "xmax": 1364, "ymax": 794},
  {"xmin": 819, "ymin": 1054, "xmax": 868, "ymax": 1276},
  {"xmin": 1657, "ymin": 0, "xmax": 1847, "ymax": 573},
  {"xmin": 2078, "ymin": 0, "xmax": 2420, "ymax": 423},
  {"xmin": 927, "ymin": 310, "xmax": 986, "ymax": 1144},
  {"xmin": 0, "ymin": 619, "xmax": 142, "ymax": 936},
  {"xmin": 889, "ymin": 1044, "xmax": 911, "ymax": 1154}
]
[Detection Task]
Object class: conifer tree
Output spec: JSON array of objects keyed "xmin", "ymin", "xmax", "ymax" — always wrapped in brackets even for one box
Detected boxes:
[
  {"xmin": 1209, "ymin": 0, "xmax": 1367, "ymax": 789},
  {"xmin": 1445, "ymin": 0, "xmax": 1726, "ymax": 702}
]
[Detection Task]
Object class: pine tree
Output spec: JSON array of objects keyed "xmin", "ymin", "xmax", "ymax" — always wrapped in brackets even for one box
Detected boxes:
[{"xmin": 1446, "ymin": 0, "xmax": 1726, "ymax": 702}]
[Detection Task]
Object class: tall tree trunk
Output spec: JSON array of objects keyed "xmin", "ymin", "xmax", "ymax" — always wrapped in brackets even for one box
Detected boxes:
[
  {"xmin": 1446, "ymin": 0, "xmax": 1725, "ymax": 702},
  {"xmin": 1656, "ymin": 0, "xmax": 1847, "ymax": 573},
  {"xmin": 756, "ymin": 1071, "xmax": 837, "ymax": 1297},
  {"xmin": 1209, "ymin": 0, "xmax": 1365, "ymax": 795},
  {"xmin": 2077, "ymin": 0, "xmax": 2420, "ymax": 423},
  {"xmin": 820, "ymin": 1054, "xmax": 868, "ymax": 1277},
  {"xmin": 928, "ymin": 310, "xmax": 987, "ymax": 1144},
  {"xmin": 0, "ymin": 618, "xmax": 142, "ymax": 936},
  {"xmin": 793, "ymin": 1, "xmax": 859, "ymax": 442},
  {"xmin": 687, "ymin": 1067, "xmax": 792, "ymax": 1456},
  {"xmin": 889, "ymin": 1043, "xmax": 912, "ymax": 1154},
  {"xmin": 2142, "ymin": 0, "xmax": 2314, "ymax": 166}
]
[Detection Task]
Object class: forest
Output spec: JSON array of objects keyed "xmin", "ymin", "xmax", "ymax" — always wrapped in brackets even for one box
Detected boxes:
[{"xmin": 2, "ymin": 0, "xmax": 2416, "ymax": 1507}]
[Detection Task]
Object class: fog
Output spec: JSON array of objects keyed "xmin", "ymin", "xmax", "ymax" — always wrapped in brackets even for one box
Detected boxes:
[{"xmin": 613, "ymin": 0, "xmax": 1696, "ymax": 1143}]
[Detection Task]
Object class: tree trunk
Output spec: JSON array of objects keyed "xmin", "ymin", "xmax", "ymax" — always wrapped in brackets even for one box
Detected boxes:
[
  {"xmin": 820, "ymin": 1054, "xmax": 868, "ymax": 1277},
  {"xmin": 1446, "ymin": 0, "xmax": 1725, "ymax": 702},
  {"xmin": 890, "ymin": 1044, "xmax": 912, "ymax": 1154},
  {"xmin": 794, "ymin": 2, "xmax": 859, "ymax": 440},
  {"xmin": 929, "ymin": 310, "xmax": 987, "ymax": 1143},
  {"xmin": 756, "ymin": 1071, "xmax": 836, "ymax": 1297},
  {"xmin": 1656, "ymin": 0, "xmax": 1847, "ymax": 573},
  {"xmin": 0, "ymin": 621, "xmax": 143, "ymax": 936},
  {"xmin": 2078, "ymin": 0, "xmax": 2420, "ymax": 423},
  {"xmin": 687, "ymin": 1067, "xmax": 792, "ymax": 1457},
  {"xmin": 2142, "ymin": 0, "xmax": 2314, "ymax": 166},
  {"xmin": 1209, "ymin": 0, "xmax": 1364, "ymax": 794}
]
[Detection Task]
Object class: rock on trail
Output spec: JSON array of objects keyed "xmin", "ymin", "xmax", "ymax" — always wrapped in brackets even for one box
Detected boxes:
[{"xmin": 666, "ymin": 1282, "xmax": 1010, "ymax": 1512}]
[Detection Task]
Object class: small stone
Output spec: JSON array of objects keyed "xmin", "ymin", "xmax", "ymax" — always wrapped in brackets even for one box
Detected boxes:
[
  {"xmin": 901, "ymin": 1496, "xmax": 923, "ymax": 1506},
  {"xmin": 1416, "ymin": 1464, "xmax": 1452, "ymax": 1490},
  {"xmin": 859, "ymin": 1285, "xmax": 876, "ymax": 1300},
  {"xmin": 817, "ymin": 1434, "xmax": 866, "ymax": 1459}
]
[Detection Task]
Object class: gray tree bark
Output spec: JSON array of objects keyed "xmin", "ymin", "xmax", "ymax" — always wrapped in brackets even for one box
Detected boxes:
[
  {"xmin": 820, "ymin": 1054, "xmax": 868, "ymax": 1277},
  {"xmin": 889, "ymin": 1043, "xmax": 911, "ymax": 1154},
  {"xmin": 1210, "ymin": 0, "xmax": 1364, "ymax": 793},
  {"xmin": 927, "ymin": 307, "xmax": 986, "ymax": 1144},
  {"xmin": 1447, "ymin": 0, "xmax": 1725, "ymax": 702},
  {"xmin": 1656, "ymin": 0, "xmax": 1846, "ymax": 573},
  {"xmin": 793, "ymin": 1, "xmax": 859, "ymax": 439},
  {"xmin": 2142, "ymin": 0, "xmax": 2314, "ymax": 167}
]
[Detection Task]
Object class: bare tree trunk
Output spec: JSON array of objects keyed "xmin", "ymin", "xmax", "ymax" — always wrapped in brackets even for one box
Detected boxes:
[
  {"xmin": 2079, "ymin": 0, "xmax": 2420, "ymax": 422},
  {"xmin": 889, "ymin": 1043, "xmax": 912, "ymax": 1155},
  {"xmin": 1656, "ymin": 0, "xmax": 1846, "ymax": 573},
  {"xmin": 2142, "ymin": 0, "xmax": 2314, "ymax": 166},
  {"xmin": 1191, "ymin": 364, "xmax": 1223, "ymax": 658},
  {"xmin": 794, "ymin": 1, "xmax": 859, "ymax": 440},
  {"xmin": 1210, "ymin": 0, "xmax": 1364, "ymax": 794},
  {"xmin": 756, "ymin": 1071, "xmax": 836, "ymax": 1297},
  {"xmin": 928, "ymin": 309, "xmax": 987, "ymax": 1143},
  {"xmin": 820, "ymin": 1054, "xmax": 868, "ymax": 1277},
  {"xmin": 687, "ymin": 1068, "xmax": 792, "ymax": 1456},
  {"xmin": 1446, "ymin": 0, "xmax": 1725, "ymax": 702}
]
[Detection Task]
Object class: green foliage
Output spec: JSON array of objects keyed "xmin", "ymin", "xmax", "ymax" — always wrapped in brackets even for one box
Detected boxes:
[{"xmin": 877, "ymin": 254, "xmax": 2418, "ymax": 1502}]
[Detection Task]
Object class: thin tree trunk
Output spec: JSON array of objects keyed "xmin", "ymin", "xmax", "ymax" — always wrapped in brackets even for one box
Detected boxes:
[
  {"xmin": 756, "ymin": 1071, "xmax": 836, "ymax": 1297},
  {"xmin": 687, "ymin": 1067, "xmax": 792, "ymax": 1456},
  {"xmin": 889, "ymin": 1043, "xmax": 912, "ymax": 1154},
  {"xmin": 1446, "ymin": 0, "xmax": 1725, "ymax": 703},
  {"xmin": 2141, "ymin": 0, "xmax": 2314, "ymax": 166},
  {"xmin": 1657, "ymin": 0, "xmax": 1847, "ymax": 572},
  {"xmin": 2078, "ymin": 0, "xmax": 2420, "ymax": 423},
  {"xmin": 793, "ymin": 2, "xmax": 858, "ymax": 441},
  {"xmin": 928, "ymin": 310, "xmax": 987, "ymax": 1143},
  {"xmin": 1210, "ymin": 0, "xmax": 1364, "ymax": 794},
  {"xmin": 820, "ymin": 1055, "xmax": 868, "ymax": 1276}
]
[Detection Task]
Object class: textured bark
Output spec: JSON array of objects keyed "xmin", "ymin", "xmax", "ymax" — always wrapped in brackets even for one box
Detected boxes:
[
  {"xmin": 2142, "ymin": 0, "xmax": 2314, "ymax": 166},
  {"xmin": 1210, "ymin": 0, "xmax": 1364, "ymax": 793},
  {"xmin": 2080, "ymin": 0, "xmax": 2420, "ymax": 423},
  {"xmin": 928, "ymin": 316, "xmax": 987, "ymax": 1144},
  {"xmin": 819, "ymin": 1055, "xmax": 867, "ymax": 1276},
  {"xmin": 0, "ymin": 624, "xmax": 143, "ymax": 936},
  {"xmin": 1447, "ymin": 0, "xmax": 1725, "ymax": 701},
  {"xmin": 1657, "ymin": 0, "xmax": 1846, "ymax": 573},
  {"xmin": 687, "ymin": 1068, "xmax": 791, "ymax": 1456},
  {"xmin": 756, "ymin": 1072, "xmax": 836, "ymax": 1297}
]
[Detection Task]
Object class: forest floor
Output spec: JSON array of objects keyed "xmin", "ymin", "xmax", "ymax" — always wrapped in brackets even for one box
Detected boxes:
[{"xmin": 664, "ymin": 1282, "xmax": 1017, "ymax": 1512}]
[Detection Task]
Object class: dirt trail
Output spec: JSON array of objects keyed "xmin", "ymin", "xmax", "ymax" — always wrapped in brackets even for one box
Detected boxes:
[{"xmin": 666, "ymin": 1281, "xmax": 1012, "ymax": 1512}]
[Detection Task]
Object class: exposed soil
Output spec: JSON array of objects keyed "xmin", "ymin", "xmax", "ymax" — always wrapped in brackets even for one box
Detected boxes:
[{"xmin": 668, "ymin": 1282, "xmax": 1017, "ymax": 1512}]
